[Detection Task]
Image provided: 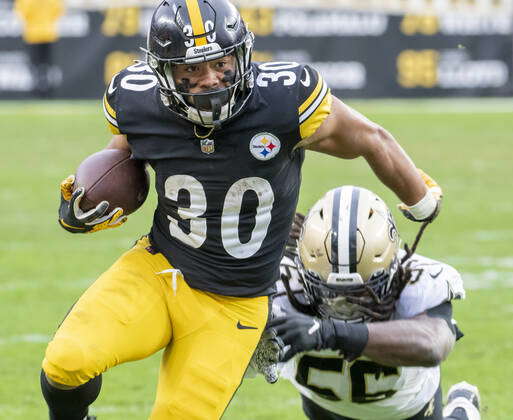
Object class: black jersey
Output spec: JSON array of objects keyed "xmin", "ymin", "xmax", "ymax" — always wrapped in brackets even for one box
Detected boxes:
[{"xmin": 103, "ymin": 61, "xmax": 331, "ymax": 297}]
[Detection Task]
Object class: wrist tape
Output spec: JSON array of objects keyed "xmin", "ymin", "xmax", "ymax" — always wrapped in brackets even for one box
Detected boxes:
[
  {"xmin": 320, "ymin": 319, "xmax": 369, "ymax": 361},
  {"xmin": 407, "ymin": 190, "xmax": 437, "ymax": 220}
]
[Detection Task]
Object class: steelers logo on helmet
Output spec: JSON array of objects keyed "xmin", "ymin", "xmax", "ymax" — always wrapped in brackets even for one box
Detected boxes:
[{"xmin": 249, "ymin": 133, "xmax": 281, "ymax": 161}]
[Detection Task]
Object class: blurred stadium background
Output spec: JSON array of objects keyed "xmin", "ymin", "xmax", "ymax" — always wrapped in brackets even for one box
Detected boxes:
[
  {"xmin": 1, "ymin": 0, "xmax": 513, "ymax": 98},
  {"xmin": 1, "ymin": 1, "xmax": 512, "ymax": 419}
]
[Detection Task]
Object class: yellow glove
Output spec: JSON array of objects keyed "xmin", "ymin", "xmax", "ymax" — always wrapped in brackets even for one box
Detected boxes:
[
  {"xmin": 58, "ymin": 174, "xmax": 127, "ymax": 233},
  {"xmin": 398, "ymin": 169, "xmax": 442, "ymax": 222}
]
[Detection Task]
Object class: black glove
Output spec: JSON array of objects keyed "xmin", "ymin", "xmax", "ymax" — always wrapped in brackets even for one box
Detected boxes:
[
  {"xmin": 58, "ymin": 175, "xmax": 126, "ymax": 234},
  {"xmin": 268, "ymin": 310, "xmax": 368, "ymax": 362}
]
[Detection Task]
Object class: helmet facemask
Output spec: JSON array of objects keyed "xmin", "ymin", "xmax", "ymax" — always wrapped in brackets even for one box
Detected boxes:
[
  {"xmin": 298, "ymin": 256, "xmax": 401, "ymax": 322},
  {"xmin": 144, "ymin": 13, "xmax": 254, "ymax": 128}
]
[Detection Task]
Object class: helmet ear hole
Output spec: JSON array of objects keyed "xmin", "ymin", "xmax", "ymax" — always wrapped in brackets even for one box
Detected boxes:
[
  {"xmin": 368, "ymin": 208, "xmax": 374, "ymax": 219},
  {"xmin": 319, "ymin": 209, "xmax": 324, "ymax": 219}
]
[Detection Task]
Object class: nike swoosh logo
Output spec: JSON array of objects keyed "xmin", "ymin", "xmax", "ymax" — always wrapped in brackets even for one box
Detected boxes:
[
  {"xmin": 429, "ymin": 267, "xmax": 443, "ymax": 279},
  {"xmin": 300, "ymin": 68, "xmax": 311, "ymax": 87},
  {"xmin": 108, "ymin": 73, "xmax": 118, "ymax": 94},
  {"xmin": 308, "ymin": 319, "xmax": 320, "ymax": 335},
  {"xmin": 237, "ymin": 321, "xmax": 258, "ymax": 330}
]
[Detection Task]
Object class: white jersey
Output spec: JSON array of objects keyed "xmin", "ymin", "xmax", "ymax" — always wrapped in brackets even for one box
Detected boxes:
[{"xmin": 276, "ymin": 252, "xmax": 465, "ymax": 420}]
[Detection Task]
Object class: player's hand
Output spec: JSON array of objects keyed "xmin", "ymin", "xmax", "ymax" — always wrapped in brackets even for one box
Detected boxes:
[
  {"xmin": 290, "ymin": 212, "xmax": 305, "ymax": 242},
  {"xmin": 268, "ymin": 310, "xmax": 325, "ymax": 362},
  {"xmin": 58, "ymin": 174, "xmax": 127, "ymax": 233},
  {"xmin": 399, "ymin": 169, "xmax": 442, "ymax": 222},
  {"xmin": 285, "ymin": 212, "xmax": 305, "ymax": 257},
  {"xmin": 247, "ymin": 330, "xmax": 282, "ymax": 384}
]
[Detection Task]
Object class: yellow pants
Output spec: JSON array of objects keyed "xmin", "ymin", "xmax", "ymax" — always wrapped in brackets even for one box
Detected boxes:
[{"xmin": 42, "ymin": 237, "xmax": 269, "ymax": 420}]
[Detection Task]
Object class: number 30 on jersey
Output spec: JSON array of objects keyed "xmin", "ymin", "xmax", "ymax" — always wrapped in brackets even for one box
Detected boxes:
[{"xmin": 165, "ymin": 175, "xmax": 274, "ymax": 259}]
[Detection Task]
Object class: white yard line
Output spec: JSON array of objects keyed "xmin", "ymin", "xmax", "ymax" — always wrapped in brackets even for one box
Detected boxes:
[
  {"xmin": 0, "ymin": 101, "xmax": 101, "ymax": 116},
  {"xmin": 446, "ymin": 256, "xmax": 513, "ymax": 268},
  {"xmin": 0, "ymin": 278, "xmax": 94, "ymax": 292},
  {"xmin": 0, "ymin": 334, "xmax": 51, "ymax": 345},
  {"xmin": 460, "ymin": 271, "xmax": 513, "ymax": 290},
  {"xmin": 473, "ymin": 230, "xmax": 513, "ymax": 241},
  {"xmin": 1, "ymin": 98, "xmax": 512, "ymax": 116},
  {"xmin": 347, "ymin": 98, "xmax": 513, "ymax": 114},
  {"xmin": 91, "ymin": 404, "xmax": 153, "ymax": 414}
]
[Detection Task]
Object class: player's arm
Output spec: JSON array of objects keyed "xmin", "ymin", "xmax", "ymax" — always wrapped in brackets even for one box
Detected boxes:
[
  {"xmin": 301, "ymin": 96, "xmax": 441, "ymax": 222},
  {"xmin": 105, "ymin": 134, "xmax": 131, "ymax": 151},
  {"xmin": 58, "ymin": 79, "xmax": 130, "ymax": 234},
  {"xmin": 270, "ymin": 301, "xmax": 455, "ymax": 367},
  {"xmin": 364, "ymin": 303, "xmax": 456, "ymax": 367}
]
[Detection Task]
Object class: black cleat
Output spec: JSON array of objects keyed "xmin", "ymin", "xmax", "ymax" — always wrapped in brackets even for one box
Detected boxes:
[{"xmin": 443, "ymin": 381, "xmax": 480, "ymax": 420}]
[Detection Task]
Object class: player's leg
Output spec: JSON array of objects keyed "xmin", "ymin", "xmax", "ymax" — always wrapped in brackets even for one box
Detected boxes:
[
  {"xmin": 300, "ymin": 387, "xmax": 444, "ymax": 420},
  {"xmin": 149, "ymin": 279, "xmax": 269, "ymax": 420},
  {"xmin": 404, "ymin": 386, "xmax": 443, "ymax": 419},
  {"xmin": 300, "ymin": 395, "xmax": 354, "ymax": 420},
  {"xmin": 443, "ymin": 382, "xmax": 481, "ymax": 420},
  {"xmin": 41, "ymin": 237, "xmax": 173, "ymax": 420}
]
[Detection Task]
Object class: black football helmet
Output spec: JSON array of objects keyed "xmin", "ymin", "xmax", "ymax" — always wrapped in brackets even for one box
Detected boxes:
[
  {"xmin": 297, "ymin": 186, "xmax": 403, "ymax": 322},
  {"xmin": 143, "ymin": 0, "xmax": 254, "ymax": 127}
]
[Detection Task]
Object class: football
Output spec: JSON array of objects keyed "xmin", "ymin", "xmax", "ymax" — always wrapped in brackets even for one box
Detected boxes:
[{"xmin": 74, "ymin": 149, "xmax": 150, "ymax": 216}]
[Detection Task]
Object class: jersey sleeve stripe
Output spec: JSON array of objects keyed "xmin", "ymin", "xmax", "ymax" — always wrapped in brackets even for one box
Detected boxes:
[
  {"xmin": 299, "ymin": 79, "xmax": 328, "ymax": 124},
  {"xmin": 103, "ymin": 94, "xmax": 117, "ymax": 119},
  {"xmin": 103, "ymin": 95, "xmax": 121, "ymax": 134},
  {"xmin": 103, "ymin": 96, "xmax": 118, "ymax": 127},
  {"xmin": 299, "ymin": 90, "xmax": 332, "ymax": 140},
  {"xmin": 107, "ymin": 121, "xmax": 121, "ymax": 135},
  {"xmin": 298, "ymin": 72, "xmax": 323, "ymax": 116}
]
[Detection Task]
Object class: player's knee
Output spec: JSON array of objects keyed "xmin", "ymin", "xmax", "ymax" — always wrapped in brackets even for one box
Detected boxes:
[{"xmin": 42, "ymin": 336, "xmax": 96, "ymax": 387}]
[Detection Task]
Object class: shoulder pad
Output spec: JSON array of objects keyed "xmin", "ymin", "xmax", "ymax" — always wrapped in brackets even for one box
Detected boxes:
[
  {"xmin": 297, "ymin": 64, "xmax": 332, "ymax": 140},
  {"xmin": 103, "ymin": 62, "xmax": 158, "ymax": 135},
  {"xmin": 395, "ymin": 253, "xmax": 465, "ymax": 319},
  {"xmin": 103, "ymin": 71, "xmax": 122, "ymax": 135},
  {"xmin": 253, "ymin": 62, "xmax": 332, "ymax": 140}
]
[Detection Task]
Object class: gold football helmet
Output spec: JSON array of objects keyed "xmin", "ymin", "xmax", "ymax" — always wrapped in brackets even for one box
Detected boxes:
[{"xmin": 297, "ymin": 186, "xmax": 401, "ymax": 322}]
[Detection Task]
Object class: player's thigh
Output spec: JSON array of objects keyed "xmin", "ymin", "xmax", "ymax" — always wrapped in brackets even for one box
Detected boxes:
[
  {"xmin": 150, "ymin": 290, "xmax": 269, "ymax": 420},
  {"xmin": 407, "ymin": 386, "xmax": 443, "ymax": 420},
  {"xmin": 43, "ymin": 237, "xmax": 173, "ymax": 387},
  {"xmin": 301, "ymin": 395, "xmax": 354, "ymax": 420}
]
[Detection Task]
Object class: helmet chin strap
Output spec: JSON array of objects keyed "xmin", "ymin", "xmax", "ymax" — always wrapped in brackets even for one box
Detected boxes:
[
  {"xmin": 210, "ymin": 95, "xmax": 223, "ymax": 126},
  {"xmin": 192, "ymin": 90, "xmax": 230, "ymax": 126},
  {"xmin": 187, "ymin": 91, "xmax": 235, "ymax": 127}
]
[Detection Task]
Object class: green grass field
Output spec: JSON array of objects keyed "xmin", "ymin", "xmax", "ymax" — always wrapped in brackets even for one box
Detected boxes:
[{"xmin": 1, "ymin": 98, "xmax": 512, "ymax": 419}]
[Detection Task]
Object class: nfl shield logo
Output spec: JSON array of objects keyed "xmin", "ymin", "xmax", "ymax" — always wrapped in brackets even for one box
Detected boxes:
[{"xmin": 200, "ymin": 138, "xmax": 215, "ymax": 154}]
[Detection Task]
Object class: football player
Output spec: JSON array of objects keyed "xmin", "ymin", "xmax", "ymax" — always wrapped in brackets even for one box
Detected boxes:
[
  {"xmin": 265, "ymin": 186, "xmax": 480, "ymax": 420},
  {"xmin": 42, "ymin": 0, "xmax": 442, "ymax": 419}
]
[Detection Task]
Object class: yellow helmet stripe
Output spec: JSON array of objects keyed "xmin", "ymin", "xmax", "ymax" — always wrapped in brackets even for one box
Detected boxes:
[{"xmin": 185, "ymin": 0, "xmax": 207, "ymax": 46}]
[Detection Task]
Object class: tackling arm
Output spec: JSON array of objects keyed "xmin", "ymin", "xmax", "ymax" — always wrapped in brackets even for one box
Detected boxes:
[
  {"xmin": 364, "ymin": 308, "xmax": 455, "ymax": 367},
  {"xmin": 303, "ymin": 97, "xmax": 441, "ymax": 219},
  {"xmin": 270, "ymin": 301, "xmax": 455, "ymax": 366}
]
